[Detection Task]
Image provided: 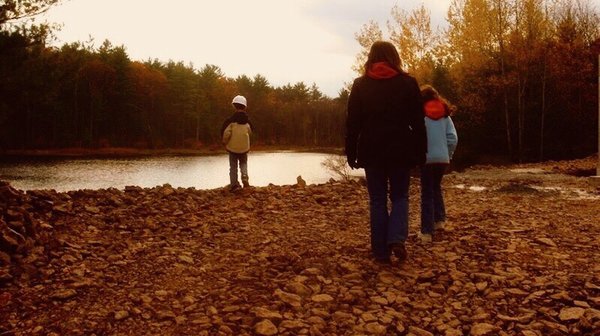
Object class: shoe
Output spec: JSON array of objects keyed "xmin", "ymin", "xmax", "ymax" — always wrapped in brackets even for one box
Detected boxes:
[
  {"xmin": 390, "ymin": 242, "xmax": 407, "ymax": 262},
  {"xmin": 434, "ymin": 221, "xmax": 445, "ymax": 231},
  {"xmin": 242, "ymin": 181, "xmax": 251, "ymax": 188},
  {"xmin": 229, "ymin": 184, "xmax": 241, "ymax": 192},
  {"xmin": 420, "ymin": 233, "xmax": 433, "ymax": 243},
  {"xmin": 373, "ymin": 257, "xmax": 391, "ymax": 265}
]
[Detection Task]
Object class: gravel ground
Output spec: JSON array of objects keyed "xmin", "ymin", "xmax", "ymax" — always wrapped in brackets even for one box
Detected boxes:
[{"xmin": 1, "ymin": 156, "xmax": 599, "ymax": 335}]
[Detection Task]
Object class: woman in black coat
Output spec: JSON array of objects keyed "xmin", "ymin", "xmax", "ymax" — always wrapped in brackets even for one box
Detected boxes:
[{"xmin": 345, "ymin": 41, "xmax": 426, "ymax": 264}]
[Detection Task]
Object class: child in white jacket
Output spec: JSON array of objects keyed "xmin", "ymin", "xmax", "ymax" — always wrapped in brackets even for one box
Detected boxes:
[
  {"xmin": 221, "ymin": 95, "xmax": 253, "ymax": 191},
  {"xmin": 420, "ymin": 85, "xmax": 458, "ymax": 242}
]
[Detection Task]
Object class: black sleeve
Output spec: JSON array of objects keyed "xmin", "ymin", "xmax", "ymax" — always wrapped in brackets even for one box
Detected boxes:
[
  {"xmin": 407, "ymin": 77, "xmax": 427, "ymax": 163},
  {"xmin": 220, "ymin": 117, "xmax": 231, "ymax": 137},
  {"xmin": 345, "ymin": 78, "xmax": 362, "ymax": 164}
]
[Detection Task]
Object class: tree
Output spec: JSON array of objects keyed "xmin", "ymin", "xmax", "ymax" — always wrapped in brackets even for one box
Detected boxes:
[
  {"xmin": 0, "ymin": 0, "xmax": 61, "ymax": 26},
  {"xmin": 388, "ymin": 3, "xmax": 439, "ymax": 79},
  {"xmin": 352, "ymin": 20, "xmax": 383, "ymax": 74}
]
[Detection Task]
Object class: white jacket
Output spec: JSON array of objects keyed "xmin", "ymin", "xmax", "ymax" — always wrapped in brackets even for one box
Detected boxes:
[{"xmin": 223, "ymin": 122, "xmax": 252, "ymax": 154}]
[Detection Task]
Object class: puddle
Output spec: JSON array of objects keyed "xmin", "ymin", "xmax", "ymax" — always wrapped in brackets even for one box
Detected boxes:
[
  {"xmin": 529, "ymin": 186, "xmax": 599, "ymax": 200},
  {"xmin": 510, "ymin": 168, "xmax": 547, "ymax": 174},
  {"xmin": 453, "ymin": 184, "xmax": 487, "ymax": 192}
]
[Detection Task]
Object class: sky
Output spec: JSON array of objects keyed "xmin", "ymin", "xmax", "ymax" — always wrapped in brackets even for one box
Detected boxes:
[
  {"xmin": 39, "ymin": 0, "xmax": 455, "ymax": 97},
  {"xmin": 39, "ymin": 0, "xmax": 595, "ymax": 97}
]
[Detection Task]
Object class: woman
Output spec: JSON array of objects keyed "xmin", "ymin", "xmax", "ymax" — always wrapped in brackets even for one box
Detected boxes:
[{"xmin": 345, "ymin": 41, "xmax": 426, "ymax": 264}]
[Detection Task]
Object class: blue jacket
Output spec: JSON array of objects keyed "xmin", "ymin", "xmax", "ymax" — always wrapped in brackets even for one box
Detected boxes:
[{"xmin": 424, "ymin": 99, "xmax": 458, "ymax": 164}]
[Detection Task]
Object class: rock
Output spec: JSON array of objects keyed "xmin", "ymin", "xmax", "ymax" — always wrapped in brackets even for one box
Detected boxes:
[
  {"xmin": 408, "ymin": 326, "xmax": 434, "ymax": 336},
  {"xmin": 252, "ymin": 307, "xmax": 283, "ymax": 320},
  {"xmin": 361, "ymin": 312, "xmax": 377, "ymax": 323},
  {"xmin": 255, "ymin": 319, "xmax": 278, "ymax": 335},
  {"xmin": 275, "ymin": 289, "xmax": 302, "ymax": 307},
  {"xmin": 311, "ymin": 294, "xmax": 334, "ymax": 303},
  {"xmin": 520, "ymin": 331, "xmax": 538, "ymax": 336},
  {"xmin": 279, "ymin": 320, "xmax": 307, "ymax": 329},
  {"xmin": 470, "ymin": 323, "xmax": 499, "ymax": 335},
  {"xmin": 585, "ymin": 308, "xmax": 600, "ymax": 321},
  {"xmin": 573, "ymin": 300, "xmax": 590, "ymax": 308},
  {"xmin": 154, "ymin": 290, "xmax": 168, "ymax": 297},
  {"xmin": 0, "ymin": 268, "xmax": 12, "ymax": 282},
  {"xmin": 444, "ymin": 328, "xmax": 463, "ymax": 336},
  {"xmin": 114, "ymin": 310, "xmax": 129, "ymax": 320},
  {"xmin": 178, "ymin": 255, "xmax": 194, "ymax": 264},
  {"xmin": 285, "ymin": 282, "xmax": 312, "ymax": 297},
  {"xmin": 505, "ymin": 288, "xmax": 529, "ymax": 297},
  {"xmin": 534, "ymin": 237, "xmax": 557, "ymax": 247},
  {"xmin": 496, "ymin": 312, "xmax": 535, "ymax": 323},
  {"xmin": 584, "ymin": 282, "xmax": 600, "ymax": 290},
  {"xmin": 0, "ymin": 251, "xmax": 11, "ymax": 265},
  {"xmin": 364, "ymin": 322, "xmax": 387, "ymax": 334},
  {"xmin": 50, "ymin": 289, "xmax": 77, "ymax": 300},
  {"xmin": 475, "ymin": 282, "xmax": 488, "ymax": 292},
  {"xmin": 156, "ymin": 310, "xmax": 176, "ymax": 320},
  {"xmin": 84, "ymin": 205, "xmax": 101, "ymax": 214},
  {"xmin": 332, "ymin": 311, "xmax": 355, "ymax": 324},
  {"xmin": 370, "ymin": 296, "xmax": 388, "ymax": 305},
  {"xmin": 558, "ymin": 307, "xmax": 585, "ymax": 321}
]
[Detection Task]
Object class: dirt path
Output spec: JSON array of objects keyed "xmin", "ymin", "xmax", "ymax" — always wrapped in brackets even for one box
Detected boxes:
[{"xmin": 1, "ymin": 157, "xmax": 599, "ymax": 335}]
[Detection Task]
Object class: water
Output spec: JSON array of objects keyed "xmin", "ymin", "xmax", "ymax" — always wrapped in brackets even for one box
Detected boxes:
[{"xmin": 0, "ymin": 152, "xmax": 360, "ymax": 192}]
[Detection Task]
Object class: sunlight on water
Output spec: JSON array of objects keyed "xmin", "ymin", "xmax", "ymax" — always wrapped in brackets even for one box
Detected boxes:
[{"xmin": 0, "ymin": 152, "xmax": 363, "ymax": 192}]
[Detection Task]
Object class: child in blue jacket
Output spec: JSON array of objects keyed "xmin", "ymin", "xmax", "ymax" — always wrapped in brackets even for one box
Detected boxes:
[{"xmin": 420, "ymin": 85, "xmax": 458, "ymax": 243}]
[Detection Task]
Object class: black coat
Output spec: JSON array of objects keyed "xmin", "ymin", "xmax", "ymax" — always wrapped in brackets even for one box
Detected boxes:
[{"xmin": 345, "ymin": 73, "xmax": 426, "ymax": 169}]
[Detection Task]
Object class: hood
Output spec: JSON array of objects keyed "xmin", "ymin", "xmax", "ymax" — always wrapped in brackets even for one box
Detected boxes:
[
  {"xmin": 231, "ymin": 111, "xmax": 249, "ymax": 124},
  {"xmin": 424, "ymin": 99, "xmax": 447, "ymax": 120},
  {"xmin": 366, "ymin": 62, "xmax": 399, "ymax": 79}
]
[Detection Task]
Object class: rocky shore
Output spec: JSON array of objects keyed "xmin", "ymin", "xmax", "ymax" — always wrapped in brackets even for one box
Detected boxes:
[{"xmin": 1, "ymin": 157, "xmax": 599, "ymax": 335}]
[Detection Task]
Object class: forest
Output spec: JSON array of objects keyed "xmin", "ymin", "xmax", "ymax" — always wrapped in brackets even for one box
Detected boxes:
[{"xmin": 0, "ymin": 0, "xmax": 599, "ymax": 164}]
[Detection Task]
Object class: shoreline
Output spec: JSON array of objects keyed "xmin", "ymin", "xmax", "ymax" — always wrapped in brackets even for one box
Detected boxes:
[{"xmin": 0, "ymin": 146, "xmax": 344, "ymax": 159}]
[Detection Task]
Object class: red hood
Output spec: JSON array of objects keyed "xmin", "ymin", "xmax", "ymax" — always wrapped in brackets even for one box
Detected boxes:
[
  {"xmin": 367, "ymin": 62, "xmax": 399, "ymax": 79},
  {"xmin": 424, "ymin": 99, "xmax": 447, "ymax": 120}
]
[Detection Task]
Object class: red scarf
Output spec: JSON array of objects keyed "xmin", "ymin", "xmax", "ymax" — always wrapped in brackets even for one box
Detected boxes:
[
  {"xmin": 424, "ymin": 99, "xmax": 447, "ymax": 120},
  {"xmin": 367, "ymin": 62, "xmax": 399, "ymax": 79}
]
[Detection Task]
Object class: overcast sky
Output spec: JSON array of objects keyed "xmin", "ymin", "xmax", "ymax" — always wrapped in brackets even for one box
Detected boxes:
[{"xmin": 41, "ymin": 0, "xmax": 595, "ymax": 97}]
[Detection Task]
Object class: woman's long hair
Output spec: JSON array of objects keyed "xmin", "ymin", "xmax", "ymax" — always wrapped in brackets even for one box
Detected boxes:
[{"xmin": 363, "ymin": 41, "xmax": 405, "ymax": 75}]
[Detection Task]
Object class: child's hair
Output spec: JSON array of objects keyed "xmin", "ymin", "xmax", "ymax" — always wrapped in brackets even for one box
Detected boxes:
[{"xmin": 420, "ymin": 84, "xmax": 456, "ymax": 116}]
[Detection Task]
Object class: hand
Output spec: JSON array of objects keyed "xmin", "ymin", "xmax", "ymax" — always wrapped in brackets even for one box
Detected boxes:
[{"xmin": 347, "ymin": 158, "xmax": 359, "ymax": 169}]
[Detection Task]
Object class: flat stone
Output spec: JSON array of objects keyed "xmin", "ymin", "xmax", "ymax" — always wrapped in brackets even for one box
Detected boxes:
[
  {"xmin": 255, "ymin": 319, "xmax": 278, "ymax": 335},
  {"xmin": 311, "ymin": 294, "xmax": 334, "ymax": 303},
  {"xmin": 50, "ymin": 289, "xmax": 77, "ymax": 300},
  {"xmin": 558, "ymin": 307, "xmax": 585, "ymax": 321},
  {"xmin": 470, "ymin": 323, "xmax": 499, "ymax": 335},
  {"xmin": 114, "ymin": 310, "xmax": 129, "ymax": 321}
]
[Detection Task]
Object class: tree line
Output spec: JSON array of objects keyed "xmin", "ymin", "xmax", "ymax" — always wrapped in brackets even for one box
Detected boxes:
[
  {"xmin": 356, "ymin": 0, "xmax": 600, "ymax": 162},
  {"xmin": 0, "ymin": 33, "xmax": 346, "ymax": 150},
  {"xmin": 1, "ymin": 0, "xmax": 599, "ymax": 164}
]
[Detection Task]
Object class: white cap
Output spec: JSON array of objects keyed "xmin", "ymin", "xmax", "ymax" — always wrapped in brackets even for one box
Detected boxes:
[{"xmin": 232, "ymin": 95, "xmax": 247, "ymax": 107}]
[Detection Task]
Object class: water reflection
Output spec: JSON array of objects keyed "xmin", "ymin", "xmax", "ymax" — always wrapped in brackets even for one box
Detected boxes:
[{"xmin": 0, "ymin": 152, "xmax": 362, "ymax": 191}]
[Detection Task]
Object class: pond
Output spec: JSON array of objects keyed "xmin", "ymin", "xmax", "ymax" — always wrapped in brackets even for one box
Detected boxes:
[{"xmin": 0, "ymin": 152, "xmax": 361, "ymax": 192}]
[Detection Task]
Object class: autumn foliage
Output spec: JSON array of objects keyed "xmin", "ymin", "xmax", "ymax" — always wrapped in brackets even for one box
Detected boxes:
[{"xmin": 356, "ymin": 0, "xmax": 600, "ymax": 163}]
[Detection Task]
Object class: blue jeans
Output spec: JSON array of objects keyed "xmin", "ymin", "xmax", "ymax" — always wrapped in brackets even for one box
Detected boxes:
[
  {"xmin": 365, "ymin": 166, "xmax": 410, "ymax": 260},
  {"xmin": 229, "ymin": 152, "xmax": 248, "ymax": 187},
  {"xmin": 420, "ymin": 164, "xmax": 447, "ymax": 234}
]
